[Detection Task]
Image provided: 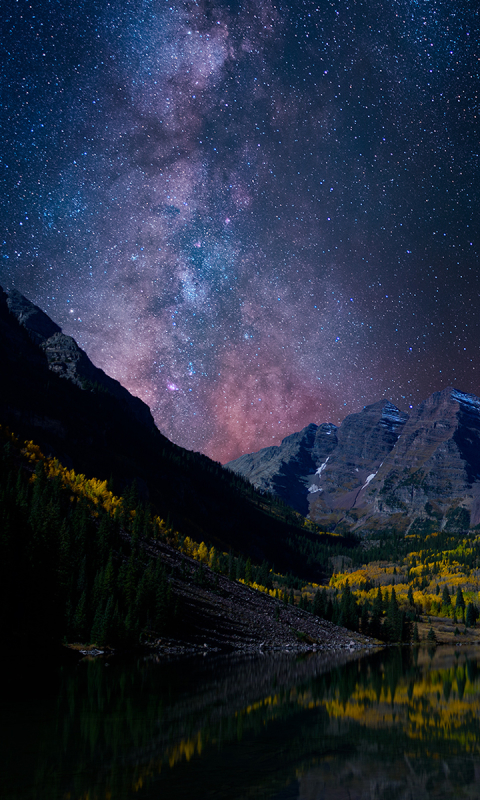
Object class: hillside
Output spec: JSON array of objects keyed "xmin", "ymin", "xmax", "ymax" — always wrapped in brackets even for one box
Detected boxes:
[
  {"xmin": 0, "ymin": 422, "xmax": 372, "ymax": 652},
  {"xmin": 0, "ymin": 286, "xmax": 344, "ymax": 582},
  {"xmin": 0, "ymin": 286, "xmax": 378, "ymax": 652},
  {"xmin": 5, "ymin": 287, "xmax": 479, "ymax": 652}
]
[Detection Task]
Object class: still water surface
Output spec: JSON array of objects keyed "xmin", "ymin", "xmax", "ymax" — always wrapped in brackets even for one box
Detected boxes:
[{"xmin": 2, "ymin": 645, "xmax": 480, "ymax": 799}]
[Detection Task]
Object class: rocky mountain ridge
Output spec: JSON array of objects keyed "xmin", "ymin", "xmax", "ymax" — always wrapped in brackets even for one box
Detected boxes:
[
  {"xmin": 226, "ymin": 390, "xmax": 480, "ymax": 535},
  {"xmin": 6, "ymin": 289, "xmax": 154, "ymax": 428},
  {"xmin": 1, "ymin": 285, "xmax": 379, "ymax": 652}
]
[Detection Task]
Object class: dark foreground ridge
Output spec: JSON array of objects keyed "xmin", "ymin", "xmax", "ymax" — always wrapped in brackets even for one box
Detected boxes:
[{"xmin": 0, "ymin": 284, "xmax": 338, "ymax": 583}]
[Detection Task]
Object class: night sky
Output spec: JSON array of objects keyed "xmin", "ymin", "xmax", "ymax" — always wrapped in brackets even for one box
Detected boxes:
[{"xmin": 2, "ymin": 0, "xmax": 479, "ymax": 462}]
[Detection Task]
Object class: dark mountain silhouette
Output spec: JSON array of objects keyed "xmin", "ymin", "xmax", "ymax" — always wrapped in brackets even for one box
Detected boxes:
[
  {"xmin": 6, "ymin": 288, "xmax": 154, "ymax": 427},
  {"xmin": 0, "ymin": 286, "xmax": 331, "ymax": 579}
]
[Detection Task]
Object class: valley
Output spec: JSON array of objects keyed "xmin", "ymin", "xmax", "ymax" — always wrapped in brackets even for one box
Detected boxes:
[{"xmin": 2, "ymin": 285, "xmax": 480, "ymax": 652}]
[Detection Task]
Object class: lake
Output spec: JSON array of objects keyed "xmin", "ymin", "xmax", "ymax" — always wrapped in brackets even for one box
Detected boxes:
[{"xmin": 2, "ymin": 645, "xmax": 480, "ymax": 799}]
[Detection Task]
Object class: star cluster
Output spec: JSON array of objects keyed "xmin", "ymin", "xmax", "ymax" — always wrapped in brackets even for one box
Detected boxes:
[{"xmin": 2, "ymin": 0, "xmax": 480, "ymax": 462}]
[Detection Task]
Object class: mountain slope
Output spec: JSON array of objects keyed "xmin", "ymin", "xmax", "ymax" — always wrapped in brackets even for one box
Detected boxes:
[
  {"xmin": 227, "ymin": 400, "xmax": 408, "ymax": 528},
  {"xmin": 225, "ymin": 423, "xmax": 338, "ymax": 516},
  {"xmin": 6, "ymin": 288, "xmax": 154, "ymax": 427},
  {"xmin": 362, "ymin": 388, "xmax": 480, "ymax": 533},
  {"xmin": 0, "ymin": 286, "xmax": 332, "ymax": 579},
  {"xmin": 227, "ymin": 391, "xmax": 480, "ymax": 535}
]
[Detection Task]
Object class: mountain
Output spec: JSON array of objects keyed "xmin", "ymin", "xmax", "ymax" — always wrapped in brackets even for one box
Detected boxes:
[
  {"xmin": 6, "ymin": 289, "xmax": 154, "ymax": 427},
  {"xmin": 223, "ymin": 423, "xmax": 337, "ymax": 517},
  {"xmin": 0, "ymin": 285, "xmax": 332, "ymax": 579},
  {"xmin": 1, "ymin": 286, "xmax": 377, "ymax": 651},
  {"xmin": 226, "ymin": 391, "xmax": 480, "ymax": 535}
]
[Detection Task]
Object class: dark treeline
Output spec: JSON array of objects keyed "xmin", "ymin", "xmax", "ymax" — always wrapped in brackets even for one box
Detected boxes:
[
  {"xmin": 309, "ymin": 583, "xmax": 412, "ymax": 643},
  {"xmin": 0, "ymin": 442, "xmax": 179, "ymax": 647},
  {"xmin": 287, "ymin": 529, "xmax": 424, "ymax": 576}
]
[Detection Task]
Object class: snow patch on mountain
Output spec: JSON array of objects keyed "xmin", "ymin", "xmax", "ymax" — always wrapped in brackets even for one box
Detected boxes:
[
  {"xmin": 316, "ymin": 457, "xmax": 330, "ymax": 477},
  {"xmin": 380, "ymin": 402, "xmax": 408, "ymax": 429},
  {"xmin": 451, "ymin": 389, "xmax": 480, "ymax": 413}
]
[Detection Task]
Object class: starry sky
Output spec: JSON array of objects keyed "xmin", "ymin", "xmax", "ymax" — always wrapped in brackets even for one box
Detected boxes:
[{"xmin": 2, "ymin": 0, "xmax": 480, "ymax": 463}]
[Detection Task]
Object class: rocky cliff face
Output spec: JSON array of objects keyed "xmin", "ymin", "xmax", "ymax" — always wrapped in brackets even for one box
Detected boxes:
[
  {"xmin": 363, "ymin": 389, "xmax": 480, "ymax": 533},
  {"xmin": 227, "ymin": 390, "xmax": 480, "ymax": 534},
  {"xmin": 307, "ymin": 400, "xmax": 409, "ymax": 528},
  {"xmin": 6, "ymin": 289, "xmax": 154, "ymax": 429},
  {"xmin": 225, "ymin": 423, "xmax": 338, "ymax": 516}
]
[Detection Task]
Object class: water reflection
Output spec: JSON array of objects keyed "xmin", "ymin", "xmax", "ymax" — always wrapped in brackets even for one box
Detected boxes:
[{"xmin": 2, "ymin": 646, "xmax": 480, "ymax": 799}]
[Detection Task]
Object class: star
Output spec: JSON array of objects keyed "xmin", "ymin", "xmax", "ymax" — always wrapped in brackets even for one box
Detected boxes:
[{"xmin": 1, "ymin": 0, "xmax": 479, "ymax": 463}]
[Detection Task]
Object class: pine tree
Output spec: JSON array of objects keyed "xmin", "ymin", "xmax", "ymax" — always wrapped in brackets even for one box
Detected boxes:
[
  {"xmin": 325, "ymin": 597, "xmax": 334, "ymax": 621},
  {"xmin": 122, "ymin": 479, "xmax": 139, "ymax": 524},
  {"xmin": 407, "ymin": 584, "xmax": 414, "ymax": 606},
  {"xmin": 259, "ymin": 560, "xmax": 272, "ymax": 589},
  {"xmin": 339, "ymin": 582, "xmax": 358, "ymax": 631},
  {"xmin": 313, "ymin": 589, "xmax": 326, "ymax": 618},
  {"xmin": 384, "ymin": 587, "xmax": 402, "ymax": 642},
  {"xmin": 58, "ymin": 519, "xmax": 72, "ymax": 600},
  {"xmin": 134, "ymin": 561, "xmax": 155, "ymax": 626},
  {"xmin": 97, "ymin": 511, "xmax": 113, "ymax": 562},
  {"xmin": 442, "ymin": 584, "xmax": 451, "ymax": 608},
  {"xmin": 456, "ymin": 586, "xmax": 465, "ymax": 612},
  {"xmin": 236, "ymin": 556, "xmax": 245, "ymax": 581},
  {"xmin": 427, "ymin": 626, "xmax": 437, "ymax": 644},
  {"xmin": 123, "ymin": 552, "xmax": 138, "ymax": 605},
  {"xmin": 370, "ymin": 587, "xmax": 384, "ymax": 638},
  {"xmin": 466, "ymin": 602, "xmax": 478, "ymax": 628},
  {"xmin": 99, "ymin": 597, "xmax": 113, "ymax": 645},
  {"xmin": 131, "ymin": 503, "xmax": 146, "ymax": 544},
  {"xmin": 73, "ymin": 590, "xmax": 88, "ymax": 640},
  {"xmin": 360, "ymin": 601, "xmax": 370, "ymax": 634},
  {"xmin": 90, "ymin": 601, "xmax": 105, "ymax": 645},
  {"xmin": 92, "ymin": 568, "xmax": 105, "ymax": 612},
  {"xmin": 103, "ymin": 551, "xmax": 116, "ymax": 600}
]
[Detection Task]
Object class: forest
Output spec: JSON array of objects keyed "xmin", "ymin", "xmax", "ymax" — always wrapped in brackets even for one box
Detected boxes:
[{"xmin": 2, "ymin": 423, "xmax": 479, "ymax": 649}]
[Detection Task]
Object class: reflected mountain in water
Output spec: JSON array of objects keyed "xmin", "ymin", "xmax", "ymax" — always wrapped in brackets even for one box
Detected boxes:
[{"xmin": 2, "ymin": 647, "xmax": 480, "ymax": 799}]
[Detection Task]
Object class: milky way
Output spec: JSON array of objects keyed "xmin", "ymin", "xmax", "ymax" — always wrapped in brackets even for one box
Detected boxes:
[{"xmin": 2, "ymin": 0, "xmax": 480, "ymax": 462}]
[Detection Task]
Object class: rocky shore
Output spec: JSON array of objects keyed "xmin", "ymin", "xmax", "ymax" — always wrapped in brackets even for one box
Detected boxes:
[{"xmin": 141, "ymin": 538, "xmax": 379, "ymax": 656}]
